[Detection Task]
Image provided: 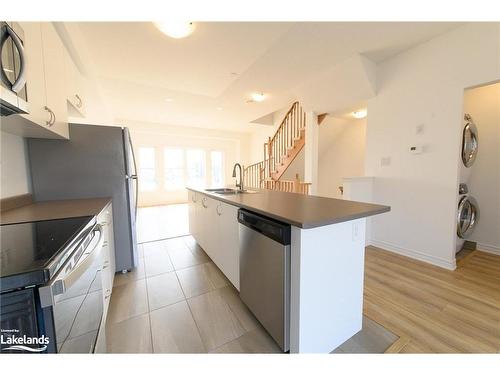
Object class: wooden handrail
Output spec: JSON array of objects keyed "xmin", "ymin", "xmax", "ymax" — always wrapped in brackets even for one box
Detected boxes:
[
  {"xmin": 244, "ymin": 101, "xmax": 309, "ymax": 194},
  {"xmin": 243, "ymin": 160, "xmax": 266, "ymax": 189},
  {"xmin": 265, "ymin": 101, "xmax": 306, "ymax": 180},
  {"xmin": 262, "ymin": 174, "xmax": 311, "ymax": 195},
  {"xmin": 270, "ymin": 101, "xmax": 299, "ymax": 144}
]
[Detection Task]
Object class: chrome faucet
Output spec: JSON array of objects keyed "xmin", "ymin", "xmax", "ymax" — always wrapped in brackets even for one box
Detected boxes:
[{"xmin": 232, "ymin": 163, "xmax": 244, "ymax": 192}]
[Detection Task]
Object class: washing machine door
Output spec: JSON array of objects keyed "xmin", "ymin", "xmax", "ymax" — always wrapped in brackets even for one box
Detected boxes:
[
  {"xmin": 457, "ymin": 195, "xmax": 479, "ymax": 238},
  {"xmin": 462, "ymin": 114, "xmax": 478, "ymax": 168}
]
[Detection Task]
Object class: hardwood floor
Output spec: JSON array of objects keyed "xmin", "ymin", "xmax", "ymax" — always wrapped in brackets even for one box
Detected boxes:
[{"xmin": 364, "ymin": 246, "xmax": 500, "ymax": 353}]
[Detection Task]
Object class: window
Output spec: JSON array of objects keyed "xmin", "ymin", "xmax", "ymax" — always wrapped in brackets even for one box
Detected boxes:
[
  {"xmin": 138, "ymin": 147, "xmax": 156, "ymax": 191},
  {"xmin": 210, "ymin": 150, "xmax": 224, "ymax": 187},
  {"xmin": 164, "ymin": 148, "xmax": 184, "ymax": 190},
  {"xmin": 186, "ymin": 149, "xmax": 206, "ymax": 187}
]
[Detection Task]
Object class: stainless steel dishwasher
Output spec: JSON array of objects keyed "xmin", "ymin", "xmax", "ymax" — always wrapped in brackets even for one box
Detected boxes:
[{"xmin": 238, "ymin": 209, "xmax": 291, "ymax": 352}]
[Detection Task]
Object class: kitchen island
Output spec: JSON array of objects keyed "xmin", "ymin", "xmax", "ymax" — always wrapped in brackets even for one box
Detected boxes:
[{"xmin": 186, "ymin": 186, "xmax": 390, "ymax": 353}]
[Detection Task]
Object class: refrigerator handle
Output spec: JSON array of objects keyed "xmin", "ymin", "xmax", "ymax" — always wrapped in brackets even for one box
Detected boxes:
[{"xmin": 128, "ymin": 135, "xmax": 139, "ymax": 219}]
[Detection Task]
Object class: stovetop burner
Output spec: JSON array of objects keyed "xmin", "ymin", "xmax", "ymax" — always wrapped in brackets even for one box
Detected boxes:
[{"xmin": 0, "ymin": 216, "xmax": 95, "ymax": 292}]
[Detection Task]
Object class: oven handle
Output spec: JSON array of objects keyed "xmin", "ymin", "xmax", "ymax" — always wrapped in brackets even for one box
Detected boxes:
[{"xmin": 39, "ymin": 225, "xmax": 104, "ymax": 308}]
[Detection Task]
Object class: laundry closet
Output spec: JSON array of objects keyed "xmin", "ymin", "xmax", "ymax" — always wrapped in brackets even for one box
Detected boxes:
[{"xmin": 456, "ymin": 82, "xmax": 500, "ymax": 258}]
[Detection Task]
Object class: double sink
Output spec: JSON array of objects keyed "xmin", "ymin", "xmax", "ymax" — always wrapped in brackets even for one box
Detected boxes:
[{"xmin": 205, "ymin": 188, "xmax": 259, "ymax": 195}]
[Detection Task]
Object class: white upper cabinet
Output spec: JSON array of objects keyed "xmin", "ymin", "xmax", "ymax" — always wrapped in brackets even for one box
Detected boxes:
[
  {"xmin": 14, "ymin": 22, "xmax": 68, "ymax": 139},
  {"xmin": 63, "ymin": 48, "xmax": 87, "ymax": 118},
  {"xmin": 19, "ymin": 23, "xmax": 48, "ymax": 131},
  {"xmin": 3, "ymin": 22, "xmax": 112, "ymax": 139},
  {"xmin": 40, "ymin": 23, "xmax": 68, "ymax": 138}
]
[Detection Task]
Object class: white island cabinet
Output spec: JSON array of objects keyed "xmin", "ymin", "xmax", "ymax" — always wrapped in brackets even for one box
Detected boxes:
[
  {"xmin": 187, "ymin": 186, "xmax": 389, "ymax": 353},
  {"xmin": 188, "ymin": 190, "xmax": 240, "ymax": 289}
]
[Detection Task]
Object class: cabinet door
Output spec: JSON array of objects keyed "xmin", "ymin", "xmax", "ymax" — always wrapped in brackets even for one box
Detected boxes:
[
  {"xmin": 188, "ymin": 191, "xmax": 197, "ymax": 241},
  {"xmin": 104, "ymin": 204, "xmax": 116, "ymax": 278},
  {"xmin": 198, "ymin": 195, "xmax": 208, "ymax": 250},
  {"xmin": 63, "ymin": 49, "xmax": 86, "ymax": 117},
  {"xmin": 40, "ymin": 22, "xmax": 68, "ymax": 138},
  {"xmin": 19, "ymin": 22, "xmax": 50, "ymax": 128},
  {"xmin": 217, "ymin": 202, "xmax": 240, "ymax": 290},
  {"xmin": 202, "ymin": 196, "xmax": 218, "ymax": 260}
]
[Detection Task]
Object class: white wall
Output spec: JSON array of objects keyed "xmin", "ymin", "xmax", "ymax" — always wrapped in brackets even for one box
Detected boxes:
[
  {"xmin": 0, "ymin": 131, "xmax": 31, "ymax": 199},
  {"xmin": 317, "ymin": 117, "xmax": 366, "ymax": 198},
  {"xmin": 365, "ymin": 23, "xmax": 500, "ymax": 270},
  {"xmin": 464, "ymin": 83, "xmax": 500, "ymax": 254},
  {"xmin": 121, "ymin": 120, "xmax": 250, "ymax": 207}
]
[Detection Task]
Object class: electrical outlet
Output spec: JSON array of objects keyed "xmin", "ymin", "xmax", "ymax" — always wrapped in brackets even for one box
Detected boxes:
[
  {"xmin": 381, "ymin": 156, "xmax": 391, "ymax": 167},
  {"xmin": 352, "ymin": 221, "xmax": 360, "ymax": 241},
  {"xmin": 416, "ymin": 123, "xmax": 425, "ymax": 135}
]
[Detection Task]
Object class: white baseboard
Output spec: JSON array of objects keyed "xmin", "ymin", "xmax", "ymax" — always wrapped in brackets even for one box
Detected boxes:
[
  {"xmin": 369, "ymin": 239, "xmax": 456, "ymax": 270},
  {"xmin": 476, "ymin": 242, "xmax": 500, "ymax": 255}
]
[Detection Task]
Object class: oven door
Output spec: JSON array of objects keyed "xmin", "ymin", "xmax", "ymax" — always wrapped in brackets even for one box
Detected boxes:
[
  {"xmin": 39, "ymin": 224, "xmax": 105, "ymax": 353},
  {"xmin": 0, "ymin": 22, "xmax": 28, "ymax": 115}
]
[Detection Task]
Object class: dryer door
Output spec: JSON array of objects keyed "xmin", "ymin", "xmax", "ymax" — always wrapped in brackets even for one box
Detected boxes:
[
  {"xmin": 457, "ymin": 195, "xmax": 479, "ymax": 239},
  {"xmin": 462, "ymin": 114, "xmax": 478, "ymax": 168}
]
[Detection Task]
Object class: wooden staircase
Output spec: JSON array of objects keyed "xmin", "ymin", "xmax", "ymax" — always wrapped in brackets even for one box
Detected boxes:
[{"xmin": 244, "ymin": 101, "xmax": 311, "ymax": 194}]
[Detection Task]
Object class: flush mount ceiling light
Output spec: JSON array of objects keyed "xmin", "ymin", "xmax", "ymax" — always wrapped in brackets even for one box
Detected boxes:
[
  {"xmin": 165, "ymin": 98, "xmax": 174, "ymax": 102},
  {"xmin": 155, "ymin": 21, "xmax": 195, "ymax": 39},
  {"xmin": 352, "ymin": 109, "xmax": 367, "ymax": 119},
  {"xmin": 249, "ymin": 92, "xmax": 266, "ymax": 103}
]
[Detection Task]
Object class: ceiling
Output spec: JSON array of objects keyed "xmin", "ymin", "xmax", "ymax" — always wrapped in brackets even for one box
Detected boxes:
[{"xmin": 69, "ymin": 22, "xmax": 462, "ymax": 132}]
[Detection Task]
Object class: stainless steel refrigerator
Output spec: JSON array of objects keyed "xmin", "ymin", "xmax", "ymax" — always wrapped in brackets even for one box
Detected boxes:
[{"xmin": 27, "ymin": 124, "xmax": 139, "ymax": 272}]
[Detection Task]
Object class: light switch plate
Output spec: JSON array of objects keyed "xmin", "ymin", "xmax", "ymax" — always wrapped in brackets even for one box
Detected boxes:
[{"xmin": 381, "ymin": 156, "xmax": 391, "ymax": 167}]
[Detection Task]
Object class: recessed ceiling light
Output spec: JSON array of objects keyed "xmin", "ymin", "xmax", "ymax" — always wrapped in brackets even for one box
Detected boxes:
[
  {"xmin": 250, "ymin": 92, "xmax": 266, "ymax": 102},
  {"xmin": 352, "ymin": 109, "xmax": 367, "ymax": 119},
  {"xmin": 216, "ymin": 107, "xmax": 223, "ymax": 111},
  {"xmin": 155, "ymin": 21, "xmax": 195, "ymax": 39},
  {"xmin": 165, "ymin": 98, "xmax": 174, "ymax": 102}
]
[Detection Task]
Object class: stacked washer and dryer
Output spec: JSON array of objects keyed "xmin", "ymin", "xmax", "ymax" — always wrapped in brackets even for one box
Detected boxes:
[{"xmin": 456, "ymin": 113, "xmax": 480, "ymax": 253}]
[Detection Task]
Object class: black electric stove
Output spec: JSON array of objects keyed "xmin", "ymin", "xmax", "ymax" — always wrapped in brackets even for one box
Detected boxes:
[
  {"xmin": 0, "ymin": 216, "xmax": 95, "ymax": 292},
  {"xmin": 1, "ymin": 215, "xmax": 105, "ymax": 353}
]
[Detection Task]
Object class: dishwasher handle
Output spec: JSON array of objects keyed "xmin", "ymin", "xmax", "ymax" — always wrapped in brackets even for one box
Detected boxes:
[{"xmin": 237, "ymin": 209, "xmax": 291, "ymax": 245}]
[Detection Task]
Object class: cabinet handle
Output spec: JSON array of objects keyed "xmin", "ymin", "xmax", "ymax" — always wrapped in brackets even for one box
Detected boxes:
[
  {"xmin": 75, "ymin": 94, "xmax": 83, "ymax": 108},
  {"xmin": 191, "ymin": 193, "xmax": 197, "ymax": 203},
  {"xmin": 44, "ymin": 106, "xmax": 55, "ymax": 127},
  {"xmin": 202, "ymin": 197, "xmax": 208, "ymax": 208},
  {"xmin": 216, "ymin": 204, "xmax": 222, "ymax": 216}
]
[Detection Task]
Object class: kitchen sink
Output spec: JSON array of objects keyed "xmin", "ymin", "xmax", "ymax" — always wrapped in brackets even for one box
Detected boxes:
[
  {"xmin": 205, "ymin": 188, "xmax": 259, "ymax": 195},
  {"xmin": 205, "ymin": 188, "xmax": 238, "ymax": 195}
]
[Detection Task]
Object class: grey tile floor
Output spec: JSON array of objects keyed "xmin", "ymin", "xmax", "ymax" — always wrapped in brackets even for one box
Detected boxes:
[{"xmin": 104, "ymin": 235, "xmax": 397, "ymax": 353}]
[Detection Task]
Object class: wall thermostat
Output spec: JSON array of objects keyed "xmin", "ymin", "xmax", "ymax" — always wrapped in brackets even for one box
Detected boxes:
[{"xmin": 409, "ymin": 145, "xmax": 423, "ymax": 154}]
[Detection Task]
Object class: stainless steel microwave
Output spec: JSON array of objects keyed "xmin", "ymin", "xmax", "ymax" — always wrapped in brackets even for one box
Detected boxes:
[{"xmin": 0, "ymin": 21, "xmax": 28, "ymax": 116}]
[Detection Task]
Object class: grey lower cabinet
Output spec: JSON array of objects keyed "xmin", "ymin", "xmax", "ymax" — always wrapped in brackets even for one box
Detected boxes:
[{"xmin": 188, "ymin": 191, "xmax": 240, "ymax": 290}]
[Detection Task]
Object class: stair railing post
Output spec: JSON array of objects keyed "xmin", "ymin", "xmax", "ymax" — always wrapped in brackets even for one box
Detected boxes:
[{"xmin": 267, "ymin": 136, "xmax": 272, "ymax": 179}]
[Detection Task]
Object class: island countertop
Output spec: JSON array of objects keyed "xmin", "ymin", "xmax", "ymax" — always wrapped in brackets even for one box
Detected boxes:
[{"xmin": 186, "ymin": 186, "xmax": 390, "ymax": 229}]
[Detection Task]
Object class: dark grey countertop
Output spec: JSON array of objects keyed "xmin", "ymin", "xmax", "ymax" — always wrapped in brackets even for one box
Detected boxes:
[
  {"xmin": 0, "ymin": 197, "xmax": 111, "ymax": 225},
  {"xmin": 186, "ymin": 187, "xmax": 390, "ymax": 229}
]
